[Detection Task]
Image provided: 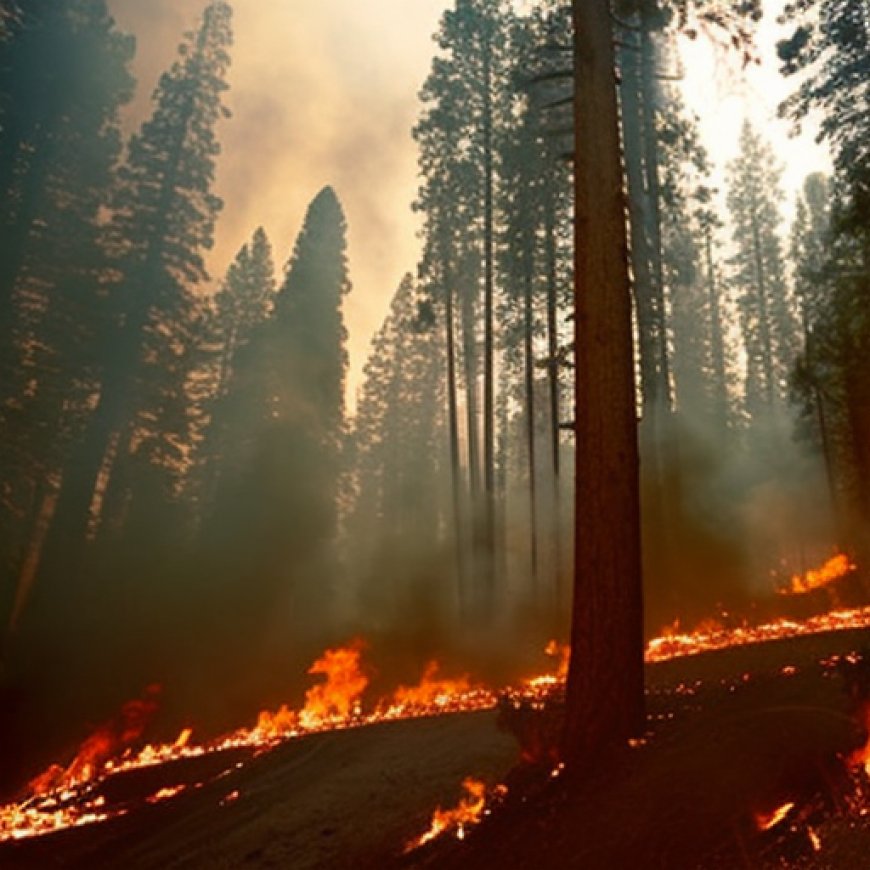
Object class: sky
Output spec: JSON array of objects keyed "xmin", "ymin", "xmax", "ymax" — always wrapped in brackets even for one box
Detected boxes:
[{"xmin": 105, "ymin": 0, "xmax": 829, "ymax": 409}]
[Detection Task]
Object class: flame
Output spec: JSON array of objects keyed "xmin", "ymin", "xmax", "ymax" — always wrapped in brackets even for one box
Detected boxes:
[
  {"xmin": 298, "ymin": 641, "xmax": 368, "ymax": 729},
  {"xmin": 5, "ymin": 603, "xmax": 870, "ymax": 846},
  {"xmin": 406, "ymin": 777, "xmax": 506, "ymax": 851},
  {"xmin": 544, "ymin": 640, "xmax": 570, "ymax": 679},
  {"xmin": 755, "ymin": 801, "xmax": 795, "ymax": 831},
  {"xmin": 391, "ymin": 662, "xmax": 471, "ymax": 710},
  {"xmin": 779, "ymin": 553, "xmax": 856, "ymax": 596},
  {"xmin": 27, "ymin": 685, "xmax": 161, "ymax": 795}
]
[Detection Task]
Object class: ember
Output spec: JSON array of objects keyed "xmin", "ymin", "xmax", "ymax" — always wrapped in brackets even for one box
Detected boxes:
[{"xmin": 755, "ymin": 800, "xmax": 795, "ymax": 831}]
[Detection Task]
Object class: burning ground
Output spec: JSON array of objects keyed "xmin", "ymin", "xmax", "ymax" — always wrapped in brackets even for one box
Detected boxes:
[{"xmin": 2, "ymin": 602, "xmax": 870, "ymax": 868}]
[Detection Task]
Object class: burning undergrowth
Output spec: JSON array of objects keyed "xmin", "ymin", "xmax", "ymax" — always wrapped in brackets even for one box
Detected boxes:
[
  {"xmin": 401, "ymin": 645, "xmax": 870, "ymax": 870},
  {"xmin": 4, "ymin": 599, "xmax": 870, "ymax": 857}
]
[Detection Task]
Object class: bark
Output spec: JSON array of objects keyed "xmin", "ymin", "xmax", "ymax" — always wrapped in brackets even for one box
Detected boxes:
[{"xmin": 562, "ymin": 0, "xmax": 645, "ymax": 764}]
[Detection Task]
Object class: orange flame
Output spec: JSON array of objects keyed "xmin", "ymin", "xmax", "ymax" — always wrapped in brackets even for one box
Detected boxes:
[
  {"xmin": 27, "ymin": 685, "xmax": 161, "ymax": 795},
  {"xmin": 406, "ymin": 777, "xmax": 505, "ymax": 851},
  {"xmin": 299, "ymin": 641, "xmax": 368, "ymax": 729},
  {"xmin": 391, "ymin": 661, "xmax": 471, "ymax": 709},
  {"xmin": 755, "ymin": 801, "xmax": 795, "ymax": 831},
  {"xmin": 779, "ymin": 553, "xmax": 856, "ymax": 596},
  {"xmin": 6, "ymin": 606, "xmax": 870, "ymax": 847}
]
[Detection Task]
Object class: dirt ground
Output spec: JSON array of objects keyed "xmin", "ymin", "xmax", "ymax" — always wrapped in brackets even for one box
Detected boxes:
[{"xmin": 2, "ymin": 626, "xmax": 870, "ymax": 870}]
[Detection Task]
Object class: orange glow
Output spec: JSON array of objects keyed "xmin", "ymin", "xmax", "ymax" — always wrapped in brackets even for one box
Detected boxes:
[
  {"xmin": 848, "ymin": 702, "xmax": 870, "ymax": 779},
  {"xmin": 779, "ymin": 553, "xmax": 856, "ymax": 596},
  {"xmin": 406, "ymin": 777, "xmax": 506, "ymax": 851},
  {"xmin": 390, "ymin": 661, "xmax": 471, "ymax": 710},
  {"xmin": 298, "ymin": 642, "xmax": 368, "ymax": 729},
  {"xmin": 4, "ymin": 603, "xmax": 870, "ymax": 845},
  {"xmin": 146, "ymin": 785, "xmax": 187, "ymax": 804},
  {"xmin": 755, "ymin": 801, "xmax": 795, "ymax": 831}
]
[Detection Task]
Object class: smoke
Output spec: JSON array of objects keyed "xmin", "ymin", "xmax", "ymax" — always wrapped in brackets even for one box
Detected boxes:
[
  {"xmin": 640, "ymin": 404, "xmax": 839, "ymax": 632},
  {"xmin": 106, "ymin": 0, "xmax": 448, "ymax": 402}
]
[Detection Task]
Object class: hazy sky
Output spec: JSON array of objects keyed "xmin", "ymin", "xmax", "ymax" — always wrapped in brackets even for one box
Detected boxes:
[{"xmin": 106, "ymin": 0, "xmax": 828, "ymax": 408}]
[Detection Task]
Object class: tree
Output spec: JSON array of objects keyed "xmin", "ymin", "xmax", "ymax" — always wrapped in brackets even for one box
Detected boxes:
[
  {"xmin": 0, "ymin": 0, "xmax": 134, "ymax": 630},
  {"xmin": 207, "ymin": 186, "xmax": 350, "ymax": 600},
  {"xmin": 778, "ymin": 0, "xmax": 870, "ymax": 236},
  {"xmin": 726, "ymin": 121, "xmax": 798, "ymax": 421},
  {"xmin": 28, "ymin": 0, "xmax": 233, "ymax": 622},
  {"xmin": 562, "ymin": 0, "xmax": 645, "ymax": 764},
  {"xmin": 413, "ymin": 0, "xmax": 516, "ymax": 616},
  {"xmin": 350, "ymin": 274, "xmax": 446, "ymax": 615},
  {"xmin": 193, "ymin": 227, "xmax": 276, "ymax": 517}
]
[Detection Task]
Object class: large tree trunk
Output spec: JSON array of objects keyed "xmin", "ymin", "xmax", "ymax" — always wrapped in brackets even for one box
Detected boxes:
[{"xmin": 562, "ymin": 0, "xmax": 645, "ymax": 765}]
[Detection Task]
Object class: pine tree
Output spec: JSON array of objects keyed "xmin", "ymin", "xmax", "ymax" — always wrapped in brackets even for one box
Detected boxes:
[
  {"xmin": 414, "ymin": 0, "xmax": 517, "ymax": 615},
  {"xmin": 31, "ymin": 0, "xmax": 233, "ymax": 612},
  {"xmin": 726, "ymin": 121, "xmax": 799, "ymax": 421},
  {"xmin": 199, "ymin": 187, "xmax": 351, "ymax": 654},
  {"xmin": 193, "ymin": 227, "xmax": 276, "ymax": 519},
  {"xmin": 0, "ymin": 0, "xmax": 134, "ymax": 629},
  {"xmin": 350, "ymin": 275, "xmax": 445, "ymax": 613}
]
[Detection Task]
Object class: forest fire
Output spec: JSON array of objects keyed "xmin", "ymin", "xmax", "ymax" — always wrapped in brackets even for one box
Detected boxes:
[
  {"xmin": 778, "ymin": 553, "xmax": 856, "ymax": 596},
  {"xmin": 4, "ymin": 603, "xmax": 870, "ymax": 846}
]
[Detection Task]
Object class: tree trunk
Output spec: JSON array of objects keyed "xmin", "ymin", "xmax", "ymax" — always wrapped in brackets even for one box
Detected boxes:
[
  {"xmin": 445, "ymin": 270, "xmax": 467, "ymax": 612},
  {"xmin": 522, "ymin": 251, "xmax": 539, "ymax": 589},
  {"xmin": 751, "ymin": 213, "xmax": 776, "ymax": 409},
  {"xmin": 705, "ymin": 226, "xmax": 730, "ymax": 431},
  {"xmin": 639, "ymin": 10, "xmax": 671, "ymax": 408},
  {"xmin": 482, "ymin": 30, "xmax": 496, "ymax": 608},
  {"xmin": 544, "ymin": 190, "xmax": 563, "ymax": 608},
  {"xmin": 562, "ymin": 0, "xmax": 645, "ymax": 765}
]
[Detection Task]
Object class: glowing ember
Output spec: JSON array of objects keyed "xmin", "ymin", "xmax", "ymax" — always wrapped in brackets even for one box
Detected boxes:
[
  {"xmin": 220, "ymin": 790, "xmax": 240, "ymax": 806},
  {"xmin": 755, "ymin": 801, "xmax": 795, "ymax": 831},
  {"xmin": 405, "ymin": 777, "xmax": 506, "ymax": 851},
  {"xmin": 146, "ymin": 785, "xmax": 187, "ymax": 804},
  {"xmin": 646, "ymin": 605, "xmax": 870, "ymax": 663},
  {"xmin": 808, "ymin": 826, "xmax": 822, "ymax": 852},
  {"xmin": 779, "ymin": 553, "xmax": 856, "ymax": 596},
  {"xmin": 848, "ymin": 702, "xmax": 870, "ymax": 778}
]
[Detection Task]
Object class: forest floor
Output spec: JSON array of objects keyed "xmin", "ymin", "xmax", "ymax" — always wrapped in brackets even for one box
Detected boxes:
[{"xmin": 2, "ymin": 627, "xmax": 870, "ymax": 869}]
